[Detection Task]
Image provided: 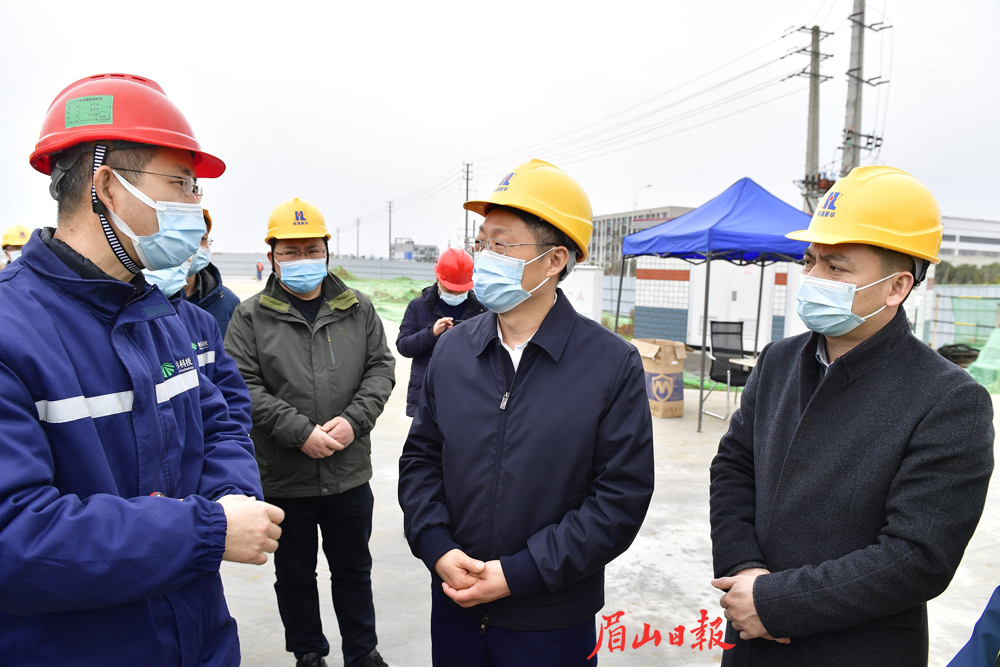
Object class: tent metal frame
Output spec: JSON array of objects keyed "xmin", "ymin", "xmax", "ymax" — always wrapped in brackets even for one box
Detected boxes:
[{"xmin": 615, "ymin": 250, "xmax": 803, "ymax": 432}]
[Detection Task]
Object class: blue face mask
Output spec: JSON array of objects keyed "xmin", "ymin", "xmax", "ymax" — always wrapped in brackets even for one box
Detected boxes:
[
  {"xmin": 472, "ymin": 248, "xmax": 553, "ymax": 314},
  {"xmin": 796, "ymin": 272, "xmax": 899, "ymax": 336},
  {"xmin": 278, "ymin": 258, "xmax": 328, "ymax": 294},
  {"xmin": 188, "ymin": 246, "xmax": 211, "ymax": 276},
  {"xmin": 107, "ymin": 171, "xmax": 206, "ymax": 271},
  {"xmin": 143, "ymin": 261, "xmax": 191, "ymax": 298},
  {"xmin": 439, "ymin": 287, "xmax": 468, "ymax": 307}
]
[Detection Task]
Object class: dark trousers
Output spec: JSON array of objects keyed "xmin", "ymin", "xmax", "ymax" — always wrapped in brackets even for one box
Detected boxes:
[
  {"xmin": 269, "ymin": 484, "xmax": 377, "ymax": 667},
  {"xmin": 430, "ymin": 591, "xmax": 597, "ymax": 666}
]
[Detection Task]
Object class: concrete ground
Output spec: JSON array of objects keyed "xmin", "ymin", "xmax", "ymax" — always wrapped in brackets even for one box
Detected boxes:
[{"xmin": 220, "ymin": 278, "xmax": 1000, "ymax": 666}]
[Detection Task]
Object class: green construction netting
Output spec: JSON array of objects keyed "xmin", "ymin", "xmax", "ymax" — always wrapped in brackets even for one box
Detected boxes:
[
  {"xmin": 968, "ymin": 328, "xmax": 1000, "ymax": 393},
  {"xmin": 951, "ymin": 296, "xmax": 1000, "ymax": 349}
]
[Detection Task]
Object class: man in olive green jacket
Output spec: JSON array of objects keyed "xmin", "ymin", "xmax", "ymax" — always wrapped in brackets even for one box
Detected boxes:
[{"xmin": 224, "ymin": 197, "xmax": 395, "ymax": 667}]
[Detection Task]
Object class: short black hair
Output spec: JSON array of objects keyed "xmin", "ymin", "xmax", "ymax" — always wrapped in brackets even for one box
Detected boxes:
[
  {"xmin": 488, "ymin": 204, "xmax": 579, "ymax": 282},
  {"xmin": 869, "ymin": 245, "xmax": 918, "ymax": 304},
  {"xmin": 870, "ymin": 245, "xmax": 916, "ymax": 277},
  {"xmin": 55, "ymin": 144, "xmax": 159, "ymax": 220}
]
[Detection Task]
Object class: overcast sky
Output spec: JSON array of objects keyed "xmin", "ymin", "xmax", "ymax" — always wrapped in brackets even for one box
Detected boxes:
[{"xmin": 2, "ymin": 0, "xmax": 996, "ymax": 259}]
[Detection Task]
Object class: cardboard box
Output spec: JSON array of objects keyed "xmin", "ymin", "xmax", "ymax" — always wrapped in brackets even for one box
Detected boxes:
[{"xmin": 632, "ymin": 338, "xmax": 687, "ymax": 418}]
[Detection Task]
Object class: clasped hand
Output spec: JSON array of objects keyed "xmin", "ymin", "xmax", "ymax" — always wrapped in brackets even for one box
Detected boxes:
[
  {"xmin": 711, "ymin": 568, "xmax": 790, "ymax": 644},
  {"xmin": 434, "ymin": 548, "xmax": 510, "ymax": 608},
  {"xmin": 301, "ymin": 418, "xmax": 355, "ymax": 459}
]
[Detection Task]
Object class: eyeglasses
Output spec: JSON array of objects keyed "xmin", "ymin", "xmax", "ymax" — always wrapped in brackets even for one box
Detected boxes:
[
  {"xmin": 202, "ymin": 237, "xmax": 214, "ymax": 247},
  {"xmin": 465, "ymin": 237, "xmax": 556, "ymax": 256},
  {"xmin": 111, "ymin": 167, "xmax": 203, "ymax": 200},
  {"xmin": 273, "ymin": 248, "xmax": 327, "ymax": 260}
]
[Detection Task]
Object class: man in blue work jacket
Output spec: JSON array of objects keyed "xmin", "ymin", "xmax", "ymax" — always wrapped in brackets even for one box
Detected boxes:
[
  {"xmin": 398, "ymin": 159, "xmax": 655, "ymax": 666},
  {"xmin": 144, "ymin": 259, "xmax": 253, "ymax": 436},
  {"xmin": 0, "ymin": 73, "xmax": 284, "ymax": 666}
]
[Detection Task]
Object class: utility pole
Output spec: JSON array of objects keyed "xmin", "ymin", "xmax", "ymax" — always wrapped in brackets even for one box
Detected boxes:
[
  {"xmin": 805, "ymin": 26, "xmax": 821, "ymax": 211},
  {"xmin": 387, "ymin": 201, "xmax": 393, "ymax": 260},
  {"xmin": 356, "ymin": 218, "xmax": 359, "ymax": 258},
  {"xmin": 839, "ymin": 0, "xmax": 890, "ymax": 177},
  {"xmin": 795, "ymin": 25, "xmax": 832, "ymax": 212},
  {"xmin": 462, "ymin": 163, "xmax": 472, "ymax": 242},
  {"xmin": 335, "ymin": 228, "xmax": 340, "ymax": 257},
  {"xmin": 841, "ymin": 0, "xmax": 865, "ymax": 176}
]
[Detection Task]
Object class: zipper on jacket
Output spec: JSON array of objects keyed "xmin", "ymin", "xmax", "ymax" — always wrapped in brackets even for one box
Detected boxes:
[
  {"xmin": 124, "ymin": 283, "xmax": 153, "ymax": 308},
  {"xmin": 325, "ymin": 327, "xmax": 336, "ymax": 367},
  {"xmin": 485, "ymin": 339, "xmax": 513, "ymax": 557},
  {"xmin": 499, "ymin": 345, "xmax": 510, "ymax": 410},
  {"xmin": 480, "ymin": 612, "xmax": 489, "ymax": 634}
]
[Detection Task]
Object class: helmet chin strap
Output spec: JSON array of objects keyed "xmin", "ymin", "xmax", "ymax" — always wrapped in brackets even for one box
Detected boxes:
[{"xmin": 90, "ymin": 143, "xmax": 141, "ymax": 274}]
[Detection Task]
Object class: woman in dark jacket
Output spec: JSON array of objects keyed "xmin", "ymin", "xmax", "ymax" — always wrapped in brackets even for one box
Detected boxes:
[{"xmin": 396, "ymin": 247, "xmax": 486, "ymax": 416}]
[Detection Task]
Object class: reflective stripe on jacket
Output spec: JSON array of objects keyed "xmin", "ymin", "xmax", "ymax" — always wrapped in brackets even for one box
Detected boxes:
[{"xmin": 0, "ymin": 230, "xmax": 262, "ymax": 666}]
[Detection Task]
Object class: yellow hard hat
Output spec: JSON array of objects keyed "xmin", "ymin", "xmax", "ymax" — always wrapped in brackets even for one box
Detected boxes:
[
  {"xmin": 786, "ymin": 166, "xmax": 942, "ymax": 264},
  {"xmin": 265, "ymin": 197, "xmax": 330, "ymax": 244},
  {"xmin": 464, "ymin": 159, "xmax": 593, "ymax": 262},
  {"xmin": 2, "ymin": 225, "xmax": 32, "ymax": 248}
]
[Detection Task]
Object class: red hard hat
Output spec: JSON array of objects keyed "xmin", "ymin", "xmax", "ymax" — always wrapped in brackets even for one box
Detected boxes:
[
  {"xmin": 435, "ymin": 247, "xmax": 474, "ymax": 292},
  {"xmin": 29, "ymin": 73, "xmax": 225, "ymax": 178}
]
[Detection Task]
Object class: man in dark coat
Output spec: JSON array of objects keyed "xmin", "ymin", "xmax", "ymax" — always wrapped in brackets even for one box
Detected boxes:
[
  {"xmin": 183, "ymin": 209, "xmax": 242, "ymax": 337},
  {"xmin": 396, "ymin": 247, "xmax": 487, "ymax": 417},
  {"xmin": 399, "ymin": 160, "xmax": 654, "ymax": 666},
  {"xmin": 710, "ymin": 166, "xmax": 994, "ymax": 666}
]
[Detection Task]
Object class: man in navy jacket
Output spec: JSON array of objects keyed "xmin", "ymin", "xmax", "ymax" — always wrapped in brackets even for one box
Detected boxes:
[
  {"xmin": 396, "ymin": 247, "xmax": 487, "ymax": 417},
  {"xmin": 399, "ymin": 159, "xmax": 654, "ymax": 666},
  {"xmin": 0, "ymin": 73, "xmax": 284, "ymax": 666},
  {"xmin": 183, "ymin": 209, "xmax": 243, "ymax": 338},
  {"xmin": 710, "ymin": 167, "xmax": 994, "ymax": 666}
]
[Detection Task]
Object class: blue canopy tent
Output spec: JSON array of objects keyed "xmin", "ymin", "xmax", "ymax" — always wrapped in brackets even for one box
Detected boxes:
[{"xmin": 617, "ymin": 177, "xmax": 811, "ymax": 432}]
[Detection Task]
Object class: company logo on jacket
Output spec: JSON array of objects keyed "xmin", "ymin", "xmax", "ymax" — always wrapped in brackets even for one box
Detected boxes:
[{"xmin": 161, "ymin": 356, "xmax": 195, "ymax": 379}]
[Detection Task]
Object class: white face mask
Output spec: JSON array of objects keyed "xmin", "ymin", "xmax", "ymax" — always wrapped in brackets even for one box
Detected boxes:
[
  {"xmin": 107, "ymin": 171, "xmax": 205, "ymax": 271},
  {"xmin": 472, "ymin": 248, "xmax": 554, "ymax": 314},
  {"xmin": 188, "ymin": 245, "xmax": 212, "ymax": 277},
  {"xmin": 7, "ymin": 249, "xmax": 22, "ymax": 263},
  {"xmin": 439, "ymin": 287, "xmax": 468, "ymax": 307},
  {"xmin": 796, "ymin": 272, "xmax": 900, "ymax": 336}
]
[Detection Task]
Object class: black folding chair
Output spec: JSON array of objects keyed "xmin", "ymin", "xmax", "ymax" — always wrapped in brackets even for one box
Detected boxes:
[{"xmin": 702, "ymin": 321, "xmax": 752, "ymax": 420}]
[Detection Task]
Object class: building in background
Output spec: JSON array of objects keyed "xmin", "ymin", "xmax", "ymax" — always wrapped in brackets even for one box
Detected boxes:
[
  {"xmin": 938, "ymin": 217, "xmax": 1000, "ymax": 266},
  {"xmin": 391, "ymin": 238, "xmax": 439, "ymax": 262},
  {"xmin": 591, "ymin": 205, "xmax": 693, "ymax": 275}
]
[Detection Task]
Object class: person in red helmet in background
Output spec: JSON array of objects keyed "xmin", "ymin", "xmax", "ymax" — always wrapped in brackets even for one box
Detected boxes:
[
  {"xmin": 396, "ymin": 247, "xmax": 487, "ymax": 417},
  {"xmin": 0, "ymin": 73, "xmax": 282, "ymax": 666}
]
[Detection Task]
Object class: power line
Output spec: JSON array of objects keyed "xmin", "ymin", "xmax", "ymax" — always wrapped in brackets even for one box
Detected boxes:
[
  {"xmin": 478, "ymin": 56, "xmax": 796, "ymax": 170},
  {"xmin": 393, "ymin": 184, "xmax": 465, "ymax": 212},
  {"xmin": 392, "ymin": 164, "xmax": 463, "ymax": 204},
  {"xmin": 537, "ymin": 74, "xmax": 793, "ymax": 165},
  {"xmin": 473, "ymin": 30, "xmax": 797, "ymax": 167},
  {"xmin": 559, "ymin": 86, "xmax": 810, "ymax": 166},
  {"xmin": 392, "ymin": 174, "xmax": 464, "ymax": 210}
]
